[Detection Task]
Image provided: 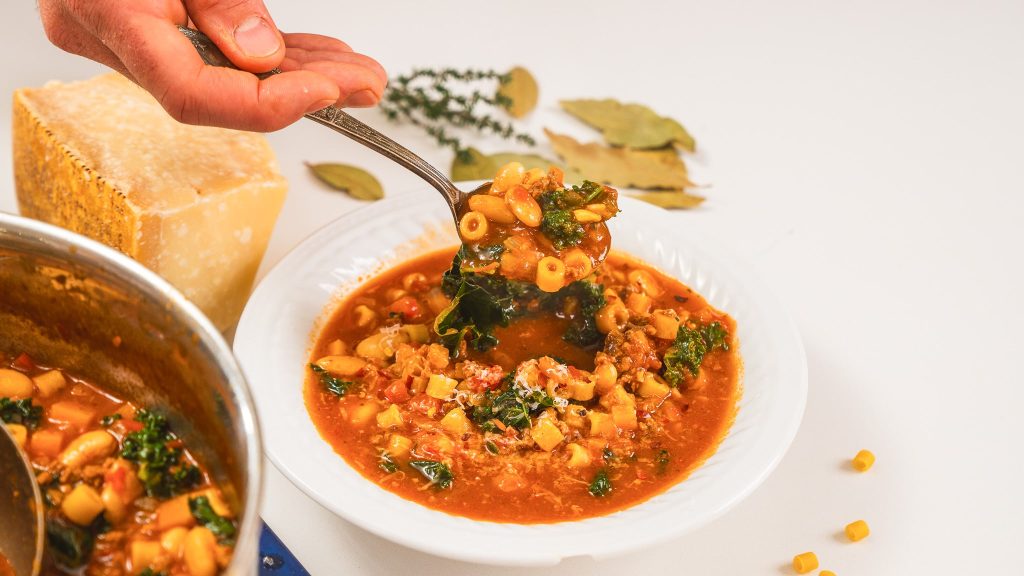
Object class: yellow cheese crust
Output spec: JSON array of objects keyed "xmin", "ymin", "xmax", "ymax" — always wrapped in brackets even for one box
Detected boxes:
[{"xmin": 13, "ymin": 74, "xmax": 287, "ymax": 330}]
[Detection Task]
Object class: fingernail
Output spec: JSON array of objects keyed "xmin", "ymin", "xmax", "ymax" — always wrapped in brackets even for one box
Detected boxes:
[
  {"xmin": 305, "ymin": 99, "xmax": 336, "ymax": 113},
  {"xmin": 234, "ymin": 16, "xmax": 281, "ymax": 58},
  {"xmin": 342, "ymin": 90, "xmax": 378, "ymax": 108}
]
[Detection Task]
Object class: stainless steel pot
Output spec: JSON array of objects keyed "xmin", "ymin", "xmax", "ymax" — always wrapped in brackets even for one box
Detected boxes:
[
  {"xmin": 0, "ymin": 423, "xmax": 43, "ymax": 576},
  {"xmin": 0, "ymin": 212, "xmax": 262, "ymax": 575}
]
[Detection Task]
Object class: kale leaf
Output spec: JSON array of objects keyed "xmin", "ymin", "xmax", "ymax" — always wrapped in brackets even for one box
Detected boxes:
[
  {"xmin": 309, "ymin": 363, "xmax": 353, "ymax": 396},
  {"xmin": 120, "ymin": 410, "xmax": 200, "ymax": 498},
  {"xmin": 588, "ymin": 468, "xmax": 613, "ymax": 497},
  {"xmin": 541, "ymin": 209, "xmax": 585, "ymax": 249},
  {"xmin": 470, "ymin": 375, "xmax": 556, "ymax": 431},
  {"xmin": 552, "ymin": 281, "xmax": 606, "ymax": 348},
  {"xmin": 378, "ymin": 451, "xmax": 398, "ymax": 473},
  {"xmin": 536, "ymin": 181, "xmax": 617, "ymax": 248},
  {"xmin": 409, "ymin": 460, "xmax": 453, "ymax": 489},
  {"xmin": 189, "ymin": 495, "xmax": 236, "ymax": 543},
  {"xmin": 0, "ymin": 397, "xmax": 43, "ymax": 429},
  {"xmin": 655, "ymin": 449, "xmax": 671, "ymax": 474},
  {"xmin": 702, "ymin": 322, "xmax": 731, "ymax": 350},
  {"xmin": 435, "ymin": 247, "xmax": 538, "ymax": 355},
  {"xmin": 662, "ymin": 321, "xmax": 731, "ymax": 386},
  {"xmin": 537, "ymin": 181, "xmax": 606, "ymax": 213},
  {"xmin": 45, "ymin": 517, "xmax": 94, "ymax": 569}
]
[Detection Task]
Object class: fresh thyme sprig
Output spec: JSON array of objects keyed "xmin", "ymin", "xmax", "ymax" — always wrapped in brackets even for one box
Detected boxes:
[{"xmin": 379, "ymin": 68, "xmax": 536, "ymax": 161}]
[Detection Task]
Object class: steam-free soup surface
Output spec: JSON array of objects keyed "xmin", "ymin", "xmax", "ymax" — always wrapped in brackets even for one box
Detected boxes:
[{"xmin": 306, "ymin": 248, "xmax": 740, "ymax": 523}]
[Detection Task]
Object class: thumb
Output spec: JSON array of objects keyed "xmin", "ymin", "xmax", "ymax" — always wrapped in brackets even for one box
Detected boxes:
[{"xmin": 184, "ymin": 0, "xmax": 285, "ymax": 73}]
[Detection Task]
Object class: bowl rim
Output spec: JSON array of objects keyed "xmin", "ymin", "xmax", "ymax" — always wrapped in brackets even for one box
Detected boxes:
[
  {"xmin": 235, "ymin": 188, "xmax": 807, "ymax": 566},
  {"xmin": 0, "ymin": 212, "xmax": 264, "ymax": 575}
]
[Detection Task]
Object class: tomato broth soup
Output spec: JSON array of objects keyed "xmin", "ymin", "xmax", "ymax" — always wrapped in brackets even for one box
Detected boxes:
[{"xmin": 305, "ymin": 248, "xmax": 740, "ymax": 523}]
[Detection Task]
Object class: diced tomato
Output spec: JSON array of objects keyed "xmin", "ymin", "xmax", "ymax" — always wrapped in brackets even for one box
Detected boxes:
[
  {"xmin": 121, "ymin": 419, "xmax": 144, "ymax": 433},
  {"xmin": 407, "ymin": 394, "xmax": 441, "ymax": 417},
  {"xmin": 387, "ymin": 296, "xmax": 422, "ymax": 322},
  {"xmin": 13, "ymin": 353, "xmax": 34, "ymax": 371},
  {"xmin": 383, "ymin": 379, "xmax": 411, "ymax": 403},
  {"xmin": 105, "ymin": 466, "xmax": 127, "ymax": 494}
]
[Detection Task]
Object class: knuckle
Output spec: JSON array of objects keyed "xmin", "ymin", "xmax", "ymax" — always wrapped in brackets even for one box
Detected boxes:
[{"xmin": 39, "ymin": 7, "xmax": 74, "ymax": 50}]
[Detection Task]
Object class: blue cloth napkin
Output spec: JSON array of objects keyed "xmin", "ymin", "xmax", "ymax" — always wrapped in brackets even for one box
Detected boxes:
[{"xmin": 259, "ymin": 521, "xmax": 311, "ymax": 576}]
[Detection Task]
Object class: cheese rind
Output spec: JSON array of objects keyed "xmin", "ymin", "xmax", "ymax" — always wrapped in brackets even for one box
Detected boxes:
[{"xmin": 13, "ymin": 73, "xmax": 287, "ymax": 330}]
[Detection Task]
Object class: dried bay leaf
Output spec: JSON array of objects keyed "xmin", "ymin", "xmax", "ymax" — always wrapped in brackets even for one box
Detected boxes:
[
  {"xmin": 498, "ymin": 67, "xmax": 539, "ymax": 118},
  {"xmin": 451, "ymin": 148, "xmax": 585, "ymax": 183},
  {"xmin": 488, "ymin": 152, "xmax": 557, "ymax": 171},
  {"xmin": 629, "ymin": 191, "xmax": 706, "ymax": 209},
  {"xmin": 306, "ymin": 162, "xmax": 384, "ymax": 201},
  {"xmin": 560, "ymin": 99, "xmax": 696, "ymax": 152},
  {"xmin": 545, "ymin": 130, "xmax": 694, "ymax": 190},
  {"xmin": 450, "ymin": 148, "xmax": 497, "ymax": 182}
]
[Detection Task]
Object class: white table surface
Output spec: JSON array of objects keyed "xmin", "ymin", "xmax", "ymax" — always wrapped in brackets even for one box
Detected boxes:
[{"xmin": 2, "ymin": 1, "xmax": 1022, "ymax": 573}]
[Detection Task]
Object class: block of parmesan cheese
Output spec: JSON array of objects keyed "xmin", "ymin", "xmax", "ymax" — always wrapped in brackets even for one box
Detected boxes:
[{"xmin": 12, "ymin": 73, "xmax": 287, "ymax": 330}]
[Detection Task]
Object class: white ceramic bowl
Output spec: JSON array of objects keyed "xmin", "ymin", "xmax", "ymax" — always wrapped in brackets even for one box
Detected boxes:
[{"xmin": 234, "ymin": 188, "xmax": 807, "ymax": 566}]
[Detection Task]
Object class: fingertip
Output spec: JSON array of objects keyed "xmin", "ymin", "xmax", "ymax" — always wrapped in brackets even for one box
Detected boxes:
[{"xmin": 341, "ymin": 89, "xmax": 380, "ymax": 108}]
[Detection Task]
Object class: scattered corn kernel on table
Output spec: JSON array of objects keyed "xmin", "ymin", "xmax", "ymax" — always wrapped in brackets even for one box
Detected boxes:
[{"xmin": 2, "ymin": 1, "xmax": 1023, "ymax": 574}]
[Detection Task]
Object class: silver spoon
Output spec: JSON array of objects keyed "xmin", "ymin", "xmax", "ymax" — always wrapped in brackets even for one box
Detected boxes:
[
  {"xmin": 0, "ymin": 424, "xmax": 44, "ymax": 576},
  {"xmin": 178, "ymin": 26, "xmax": 486, "ymax": 221}
]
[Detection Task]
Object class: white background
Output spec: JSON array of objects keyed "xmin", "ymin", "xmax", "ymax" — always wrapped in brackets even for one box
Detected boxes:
[{"xmin": 2, "ymin": 1, "xmax": 1023, "ymax": 573}]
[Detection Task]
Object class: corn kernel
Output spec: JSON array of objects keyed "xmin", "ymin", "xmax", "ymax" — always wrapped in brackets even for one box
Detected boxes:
[
  {"xmin": 845, "ymin": 519, "xmax": 870, "ymax": 542},
  {"xmin": 820, "ymin": 571, "xmax": 836, "ymax": 576},
  {"xmin": 792, "ymin": 552, "xmax": 819, "ymax": 574},
  {"xmin": 852, "ymin": 449, "xmax": 875, "ymax": 472},
  {"xmin": 425, "ymin": 374, "xmax": 458, "ymax": 399}
]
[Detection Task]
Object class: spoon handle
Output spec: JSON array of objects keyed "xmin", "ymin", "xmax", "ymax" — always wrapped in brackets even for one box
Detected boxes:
[
  {"xmin": 303, "ymin": 106, "xmax": 462, "ymax": 214},
  {"xmin": 177, "ymin": 26, "xmax": 464, "ymax": 216}
]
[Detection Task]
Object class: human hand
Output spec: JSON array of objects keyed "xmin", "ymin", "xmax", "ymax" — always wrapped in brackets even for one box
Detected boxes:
[{"xmin": 39, "ymin": 0, "xmax": 387, "ymax": 131}]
